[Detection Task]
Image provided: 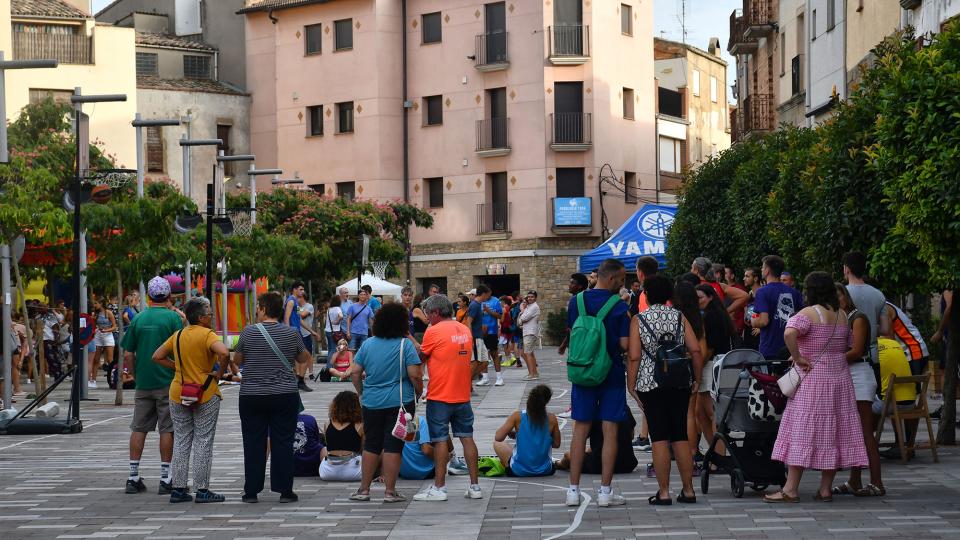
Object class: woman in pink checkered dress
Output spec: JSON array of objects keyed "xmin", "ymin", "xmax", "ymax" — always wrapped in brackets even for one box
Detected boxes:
[{"xmin": 764, "ymin": 271, "xmax": 868, "ymax": 503}]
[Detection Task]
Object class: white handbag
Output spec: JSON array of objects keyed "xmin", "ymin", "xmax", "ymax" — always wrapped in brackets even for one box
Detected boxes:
[{"xmin": 776, "ymin": 309, "xmax": 841, "ymax": 398}]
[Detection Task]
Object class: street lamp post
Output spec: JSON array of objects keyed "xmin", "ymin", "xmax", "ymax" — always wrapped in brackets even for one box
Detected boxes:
[
  {"xmin": 0, "ymin": 52, "xmax": 56, "ymax": 411},
  {"xmin": 71, "ymin": 89, "xmax": 127, "ymax": 406},
  {"xmin": 246, "ymin": 167, "xmax": 282, "ymax": 226},
  {"xmin": 214, "ymin": 153, "xmax": 254, "ymax": 345},
  {"xmin": 178, "ymin": 138, "xmax": 221, "ymax": 300}
]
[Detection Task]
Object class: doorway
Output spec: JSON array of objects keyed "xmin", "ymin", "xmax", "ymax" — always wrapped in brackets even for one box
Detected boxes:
[{"xmin": 475, "ymin": 274, "xmax": 520, "ymax": 299}]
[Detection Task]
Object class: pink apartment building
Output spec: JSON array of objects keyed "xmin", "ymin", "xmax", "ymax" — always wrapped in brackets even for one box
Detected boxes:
[{"xmin": 240, "ymin": 0, "xmax": 657, "ymax": 318}]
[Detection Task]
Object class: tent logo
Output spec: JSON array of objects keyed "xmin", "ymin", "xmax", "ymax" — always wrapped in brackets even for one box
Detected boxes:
[{"xmin": 636, "ymin": 209, "xmax": 674, "ymax": 240}]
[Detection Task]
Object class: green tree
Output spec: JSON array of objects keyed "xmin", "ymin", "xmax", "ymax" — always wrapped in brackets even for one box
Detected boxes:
[{"xmin": 868, "ymin": 25, "xmax": 960, "ymax": 442}]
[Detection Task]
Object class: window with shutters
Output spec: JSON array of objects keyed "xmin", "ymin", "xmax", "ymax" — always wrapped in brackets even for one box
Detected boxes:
[
  {"xmin": 305, "ymin": 23, "xmax": 322, "ymax": 55},
  {"xmin": 335, "ymin": 19, "xmax": 353, "ymax": 51},
  {"xmin": 422, "ymin": 12, "xmax": 441, "ymax": 44},
  {"xmin": 136, "ymin": 52, "xmax": 158, "ymax": 76},
  {"xmin": 621, "ymin": 4, "xmax": 632, "ymax": 35},
  {"xmin": 146, "ymin": 126, "xmax": 164, "ymax": 172},
  {"xmin": 337, "ymin": 101, "xmax": 354, "ymax": 133}
]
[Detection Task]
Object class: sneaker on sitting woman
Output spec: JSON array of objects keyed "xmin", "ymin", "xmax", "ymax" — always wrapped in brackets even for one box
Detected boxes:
[{"xmin": 413, "ymin": 485, "xmax": 448, "ymax": 502}]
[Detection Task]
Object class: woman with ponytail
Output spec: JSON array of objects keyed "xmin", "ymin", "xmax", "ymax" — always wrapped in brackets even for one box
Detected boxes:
[{"xmin": 493, "ymin": 384, "xmax": 561, "ymax": 476}]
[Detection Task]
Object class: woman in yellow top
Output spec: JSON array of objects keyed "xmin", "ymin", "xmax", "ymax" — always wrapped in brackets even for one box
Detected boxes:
[{"xmin": 152, "ymin": 297, "xmax": 229, "ymax": 503}]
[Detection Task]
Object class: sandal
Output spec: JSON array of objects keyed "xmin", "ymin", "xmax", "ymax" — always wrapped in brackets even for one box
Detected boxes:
[
  {"xmin": 832, "ymin": 481, "xmax": 858, "ymax": 496},
  {"xmin": 763, "ymin": 490, "xmax": 799, "ymax": 504},
  {"xmin": 854, "ymin": 484, "xmax": 886, "ymax": 497},
  {"xmin": 813, "ymin": 492, "xmax": 833, "ymax": 502},
  {"xmin": 383, "ymin": 491, "xmax": 407, "ymax": 503},
  {"xmin": 648, "ymin": 491, "xmax": 673, "ymax": 506},
  {"xmin": 349, "ymin": 490, "xmax": 371, "ymax": 501},
  {"xmin": 677, "ymin": 492, "xmax": 697, "ymax": 504}
]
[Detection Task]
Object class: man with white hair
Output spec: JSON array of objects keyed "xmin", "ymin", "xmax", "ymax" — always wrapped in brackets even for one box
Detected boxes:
[
  {"xmin": 120, "ymin": 276, "xmax": 184, "ymax": 495},
  {"xmin": 338, "ymin": 287, "xmax": 354, "ymax": 314}
]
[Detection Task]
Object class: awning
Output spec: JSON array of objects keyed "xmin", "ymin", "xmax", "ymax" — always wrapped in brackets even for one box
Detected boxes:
[{"xmin": 578, "ymin": 204, "xmax": 677, "ymax": 273}]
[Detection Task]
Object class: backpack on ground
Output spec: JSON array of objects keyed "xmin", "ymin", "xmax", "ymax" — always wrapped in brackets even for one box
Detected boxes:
[{"xmin": 566, "ymin": 292, "xmax": 621, "ymax": 386}]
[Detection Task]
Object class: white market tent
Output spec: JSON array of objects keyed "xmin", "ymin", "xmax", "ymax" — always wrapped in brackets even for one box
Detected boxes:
[{"xmin": 335, "ymin": 272, "xmax": 404, "ymax": 299}]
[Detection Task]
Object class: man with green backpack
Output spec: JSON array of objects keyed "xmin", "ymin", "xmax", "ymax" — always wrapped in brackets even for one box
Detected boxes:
[{"xmin": 564, "ymin": 258, "xmax": 630, "ymax": 508}]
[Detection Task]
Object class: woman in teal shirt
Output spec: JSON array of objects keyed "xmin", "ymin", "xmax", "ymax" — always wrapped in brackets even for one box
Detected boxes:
[
  {"xmin": 349, "ymin": 303, "xmax": 423, "ymax": 503},
  {"xmin": 493, "ymin": 385, "xmax": 561, "ymax": 476}
]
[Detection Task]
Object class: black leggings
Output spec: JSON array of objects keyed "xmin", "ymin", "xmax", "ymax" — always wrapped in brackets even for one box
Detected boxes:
[{"xmin": 638, "ymin": 387, "xmax": 691, "ymax": 443}]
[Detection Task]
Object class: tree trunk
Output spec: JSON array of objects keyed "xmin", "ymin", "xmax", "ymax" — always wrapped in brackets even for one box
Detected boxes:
[
  {"xmin": 114, "ymin": 269, "xmax": 124, "ymax": 406},
  {"xmin": 937, "ymin": 288, "xmax": 959, "ymax": 445}
]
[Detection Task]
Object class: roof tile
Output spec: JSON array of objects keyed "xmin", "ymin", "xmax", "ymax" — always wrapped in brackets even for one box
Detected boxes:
[
  {"xmin": 136, "ymin": 32, "xmax": 217, "ymax": 51},
  {"xmin": 12, "ymin": 0, "xmax": 89, "ymax": 19},
  {"xmin": 137, "ymin": 75, "xmax": 248, "ymax": 96}
]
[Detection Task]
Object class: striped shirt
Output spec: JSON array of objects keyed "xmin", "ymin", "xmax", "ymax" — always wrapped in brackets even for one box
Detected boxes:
[{"xmin": 236, "ymin": 322, "xmax": 304, "ymax": 396}]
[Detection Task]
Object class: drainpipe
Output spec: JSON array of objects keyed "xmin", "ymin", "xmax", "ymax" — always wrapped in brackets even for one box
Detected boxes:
[
  {"xmin": 402, "ymin": 0, "xmax": 411, "ymax": 285},
  {"xmin": 841, "ymin": 0, "xmax": 848, "ymax": 101}
]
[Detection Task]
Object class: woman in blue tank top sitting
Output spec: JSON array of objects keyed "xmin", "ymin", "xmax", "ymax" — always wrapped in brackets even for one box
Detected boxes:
[{"xmin": 493, "ymin": 385, "xmax": 561, "ymax": 476}]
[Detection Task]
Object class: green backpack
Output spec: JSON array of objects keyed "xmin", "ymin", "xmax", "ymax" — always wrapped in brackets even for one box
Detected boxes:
[{"xmin": 566, "ymin": 292, "xmax": 621, "ymax": 386}]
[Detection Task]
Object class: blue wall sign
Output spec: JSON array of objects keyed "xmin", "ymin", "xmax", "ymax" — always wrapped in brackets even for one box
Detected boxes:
[{"xmin": 554, "ymin": 197, "xmax": 592, "ymax": 226}]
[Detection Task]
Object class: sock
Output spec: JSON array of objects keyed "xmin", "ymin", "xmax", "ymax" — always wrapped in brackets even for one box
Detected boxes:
[
  {"xmin": 568, "ymin": 484, "xmax": 579, "ymax": 493},
  {"xmin": 129, "ymin": 460, "xmax": 140, "ymax": 481},
  {"xmin": 599, "ymin": 485, "xmax": 612, "ymax": 495},
  {"xmin": 160, "ymin": 462, "xmax": 171, "ymax": 483}
]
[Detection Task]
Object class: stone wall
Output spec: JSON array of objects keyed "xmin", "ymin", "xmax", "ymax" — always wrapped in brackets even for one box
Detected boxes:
[{"xmin": 399, "ymin": 237, "xmax": 600, "ymax": 344}]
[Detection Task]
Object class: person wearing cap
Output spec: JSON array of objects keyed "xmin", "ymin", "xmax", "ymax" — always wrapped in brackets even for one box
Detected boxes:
[{"xmin": 120, "ymin": 276, "xmax": 184, "ymax": 495}]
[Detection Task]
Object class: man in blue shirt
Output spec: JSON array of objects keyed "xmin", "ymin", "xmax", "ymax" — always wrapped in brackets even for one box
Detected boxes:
[
  {"xmin": 361, "ymin": 285, "xmax": 382, "ymax": 313},
  {"xmin": 464, "ymin": 286, "xmax": 490, "ymax": 385},
  {"xmin": 750, "ymin": 255, "xmax": 804, "ymax": 359},
  {"xmin": 345, "ymin": 289, "xmax": 376, "ymax": 351},
  {"xmin": 477, "ymin": 292, "xmax": 503, "ymax": 387},
  {"xmin": 564, "ymin": 258, "xmax": 630, "ymax": 508},
  {"xmin": 284, "ymin": 281, "xmax": 311, "ymax": 392}
]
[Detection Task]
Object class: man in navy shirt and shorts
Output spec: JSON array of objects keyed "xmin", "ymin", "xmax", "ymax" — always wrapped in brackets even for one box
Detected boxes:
[{"xmin": 564, "ymin": 258, "xmax": 630, "ymax": 508}]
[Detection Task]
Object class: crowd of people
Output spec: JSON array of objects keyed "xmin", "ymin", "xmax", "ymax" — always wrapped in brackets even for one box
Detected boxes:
[{"xmin": 1, "ymin": 248, "xmax": 943, "ymax": 509}]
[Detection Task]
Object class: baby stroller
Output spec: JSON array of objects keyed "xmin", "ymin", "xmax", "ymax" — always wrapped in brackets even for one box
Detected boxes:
[{"xmin": 701, "ymin": 349, "xmax": 787, "ymax": 497}]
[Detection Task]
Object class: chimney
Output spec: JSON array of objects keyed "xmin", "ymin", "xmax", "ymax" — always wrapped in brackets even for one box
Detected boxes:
[{"xmin": 708, "ymin": 37, "xmax": 721, "ymax": 56}]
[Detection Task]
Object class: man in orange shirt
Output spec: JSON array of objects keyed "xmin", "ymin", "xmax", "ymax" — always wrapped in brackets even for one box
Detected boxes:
[{"xmin": 413, "ymin": 294, "xmax": 482, "ymax": 502}]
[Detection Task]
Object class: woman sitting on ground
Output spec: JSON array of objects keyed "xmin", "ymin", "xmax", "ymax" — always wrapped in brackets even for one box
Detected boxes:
[
  {"xmin": 326, "ymin": 339, "xmax": 354, "ymax": 381},
  {"xmin": 556, "ymin": 409, "xmax": 639, "ymax": 474},
  {"xmin": 318, "ymin": 390, "xmax": 364, "ymax": 482},
  {"xmin": 493, "ymin": 384, "xmax": 561, "ymax": 477}
]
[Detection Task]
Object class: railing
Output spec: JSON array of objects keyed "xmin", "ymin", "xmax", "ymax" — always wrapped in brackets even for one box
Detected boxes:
[
  {"xmin": 477, "ymin": 202, "xmax": 511, "ymax": 234},
  {"xmin": 476, "ymin": 118, "xmax": 510, "ymax": 152},
  {"xmin": 548, "ymin": 24, "xmax": 590, "ymax": 58},
  {"xmin": 727, "ymin": 10, "xmax": 757, "ymax": 54},
  {"xmin": 551, "ymin": 112, "xmax": 592, "ymax": 146},
  {"xmin": 743, "ymin": 93, "xmax": 774, "ymax": 134},
  {"xmin": 474, "ymin": 32, "xmax": 508, "ymax": 68},
  {"xmin": 13, "ymin": 31, "xmax": 92, "ymax": 64},
  {"xmin": 791, "ymin": 54, "xmax": 803, "ymax": 96},
  {"xmin": 745, "ymin": 0, "xmax": 776, "ymax": 27}
]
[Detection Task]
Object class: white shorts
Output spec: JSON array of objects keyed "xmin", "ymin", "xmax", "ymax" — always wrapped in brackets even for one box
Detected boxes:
[
  {"xmin": 698, "ymin": 359, "xmax": 714, "ymax": 393},
  {"xmin": 473, "ymin": 338, "xmax": 489, "ymax": 363},
  {"xmin": 318, "ymin": 454, "xmax": 362, "ymax": 482},
  {"xmin": 850, "ymin": 361, "xmax": 877, "ymax": 402},
  {"xmin": 94, "ymin": 331, "xmax": 115, "ymax": 348}
]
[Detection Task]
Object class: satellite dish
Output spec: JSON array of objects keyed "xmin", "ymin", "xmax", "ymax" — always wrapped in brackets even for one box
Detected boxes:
[{"xmin": 13, "ymin": 236, "xmax": 25, "ymax": 263}]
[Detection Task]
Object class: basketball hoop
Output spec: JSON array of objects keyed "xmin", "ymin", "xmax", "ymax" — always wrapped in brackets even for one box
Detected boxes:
[
  {"xmin": 372, "ymin": 261, "xmax": 389, "ymax": 280},
  {"xmin": 83, "ymin": 168, "xmax": 137, "ymax": 189},
  {"xmin": 225, "ymin": 208, "xmax": 253, "ymax": 237}
]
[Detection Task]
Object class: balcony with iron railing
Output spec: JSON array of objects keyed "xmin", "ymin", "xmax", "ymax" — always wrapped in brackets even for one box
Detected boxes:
[
  {"xmin": 13, "ymin": 31, "xmax": 93, "ymax": 64},
  {"xmin": 474, "ymin": 32, "xmax": 509, "ymax": 72},
  {"xmin": 743, "ymin": 93, "xmax": 775, "ymax": 135},
  {"xmin": 744, "ymin": 0, "xmax": 777, "ymax": 38},
  {"xmin": 550, "ymin": 112, "xmax": 592, "ymax": 152},
  {"xmin": 550, "ymin": 197, "xmax": 593, "ymax": 235},
  {"xmin": 548, "ymin": 25, "xmax": 590, "ymax": 65},
  {"xmin": 476, "ymin": 118, "xmax": 510, "ymax": 157},
  {"xmin": 476, "ymin": 202, "xmax": 511, "ymax": 236},
  {"xmin": 727, "ymin": 10, "xmax": 757, "ymax": 55}
]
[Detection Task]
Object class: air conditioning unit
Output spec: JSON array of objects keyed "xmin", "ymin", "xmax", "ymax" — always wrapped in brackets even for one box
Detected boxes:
[{"xmin": 900, "ymin": 0, "xmax": 922, "ymax": 10}]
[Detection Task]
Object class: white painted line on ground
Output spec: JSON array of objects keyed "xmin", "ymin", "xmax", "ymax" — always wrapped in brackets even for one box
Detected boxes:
[
  {"xmin": 498, "ymin": 478, "xmax": 591, "ymax": 540},
  {"xmin": 0, "ymin": 413, "xmax": 133, "ymax": 452}
]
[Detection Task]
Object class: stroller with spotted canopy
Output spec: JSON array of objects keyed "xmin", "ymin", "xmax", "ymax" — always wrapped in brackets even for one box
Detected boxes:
[{"xmin": 701, "ymin": 349, "xmax": 788, "ymax": 498}]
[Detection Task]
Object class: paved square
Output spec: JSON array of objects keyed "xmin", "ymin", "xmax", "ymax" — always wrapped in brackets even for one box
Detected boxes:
[{"xmin": 2, "ymin": 350, "xmax": 959, "ymax": 539}]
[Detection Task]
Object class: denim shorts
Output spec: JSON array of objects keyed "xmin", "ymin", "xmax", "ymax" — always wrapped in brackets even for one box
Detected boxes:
[{"xmin": 426, "ymin": 400, "xmax": 474, "ymax": 442}]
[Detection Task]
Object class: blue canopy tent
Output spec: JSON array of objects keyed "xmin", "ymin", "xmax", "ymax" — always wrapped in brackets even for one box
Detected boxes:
[{"xmin": 578, "ymin": 204, "xmax": 677, "ymax": 273}]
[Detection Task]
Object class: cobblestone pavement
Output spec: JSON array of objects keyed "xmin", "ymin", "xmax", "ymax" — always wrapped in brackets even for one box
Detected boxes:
[{"xmin": 2, "ymin": 349, "xmax": 960, "ymax": 539}]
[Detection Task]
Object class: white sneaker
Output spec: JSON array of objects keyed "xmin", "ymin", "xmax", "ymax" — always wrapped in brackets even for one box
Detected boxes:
[
  {"xmin": 494, "ymin": 377, "xmax": 504, "ymax": 386},
  {"xmin": 558, "ymin": 408, "xmax": 572, "ymax": 418},
  {"xmin": 447, "ymin": 457, "xmax": 469, "ymax": 476},
  {"xmin": 565, "ymin": 489, "xmax": 581, "ymax": 506},
  {"xmin": 597, "ymin": 491, "xmax": 625, "ymax": 507},
  {"xmin": 464, "ymin": 485, "xmax": 482, "ymax": 499},
  {"xmin": 476, "ymin": 376, "xmax": 490, "ymax": 386},
  {"xmin": 413, "ymin": 485, "xmax": 448, "ymax": 502},
  {"xmin": 88, "ymin": 380, "xmax": 97, "ymax": 389}
]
